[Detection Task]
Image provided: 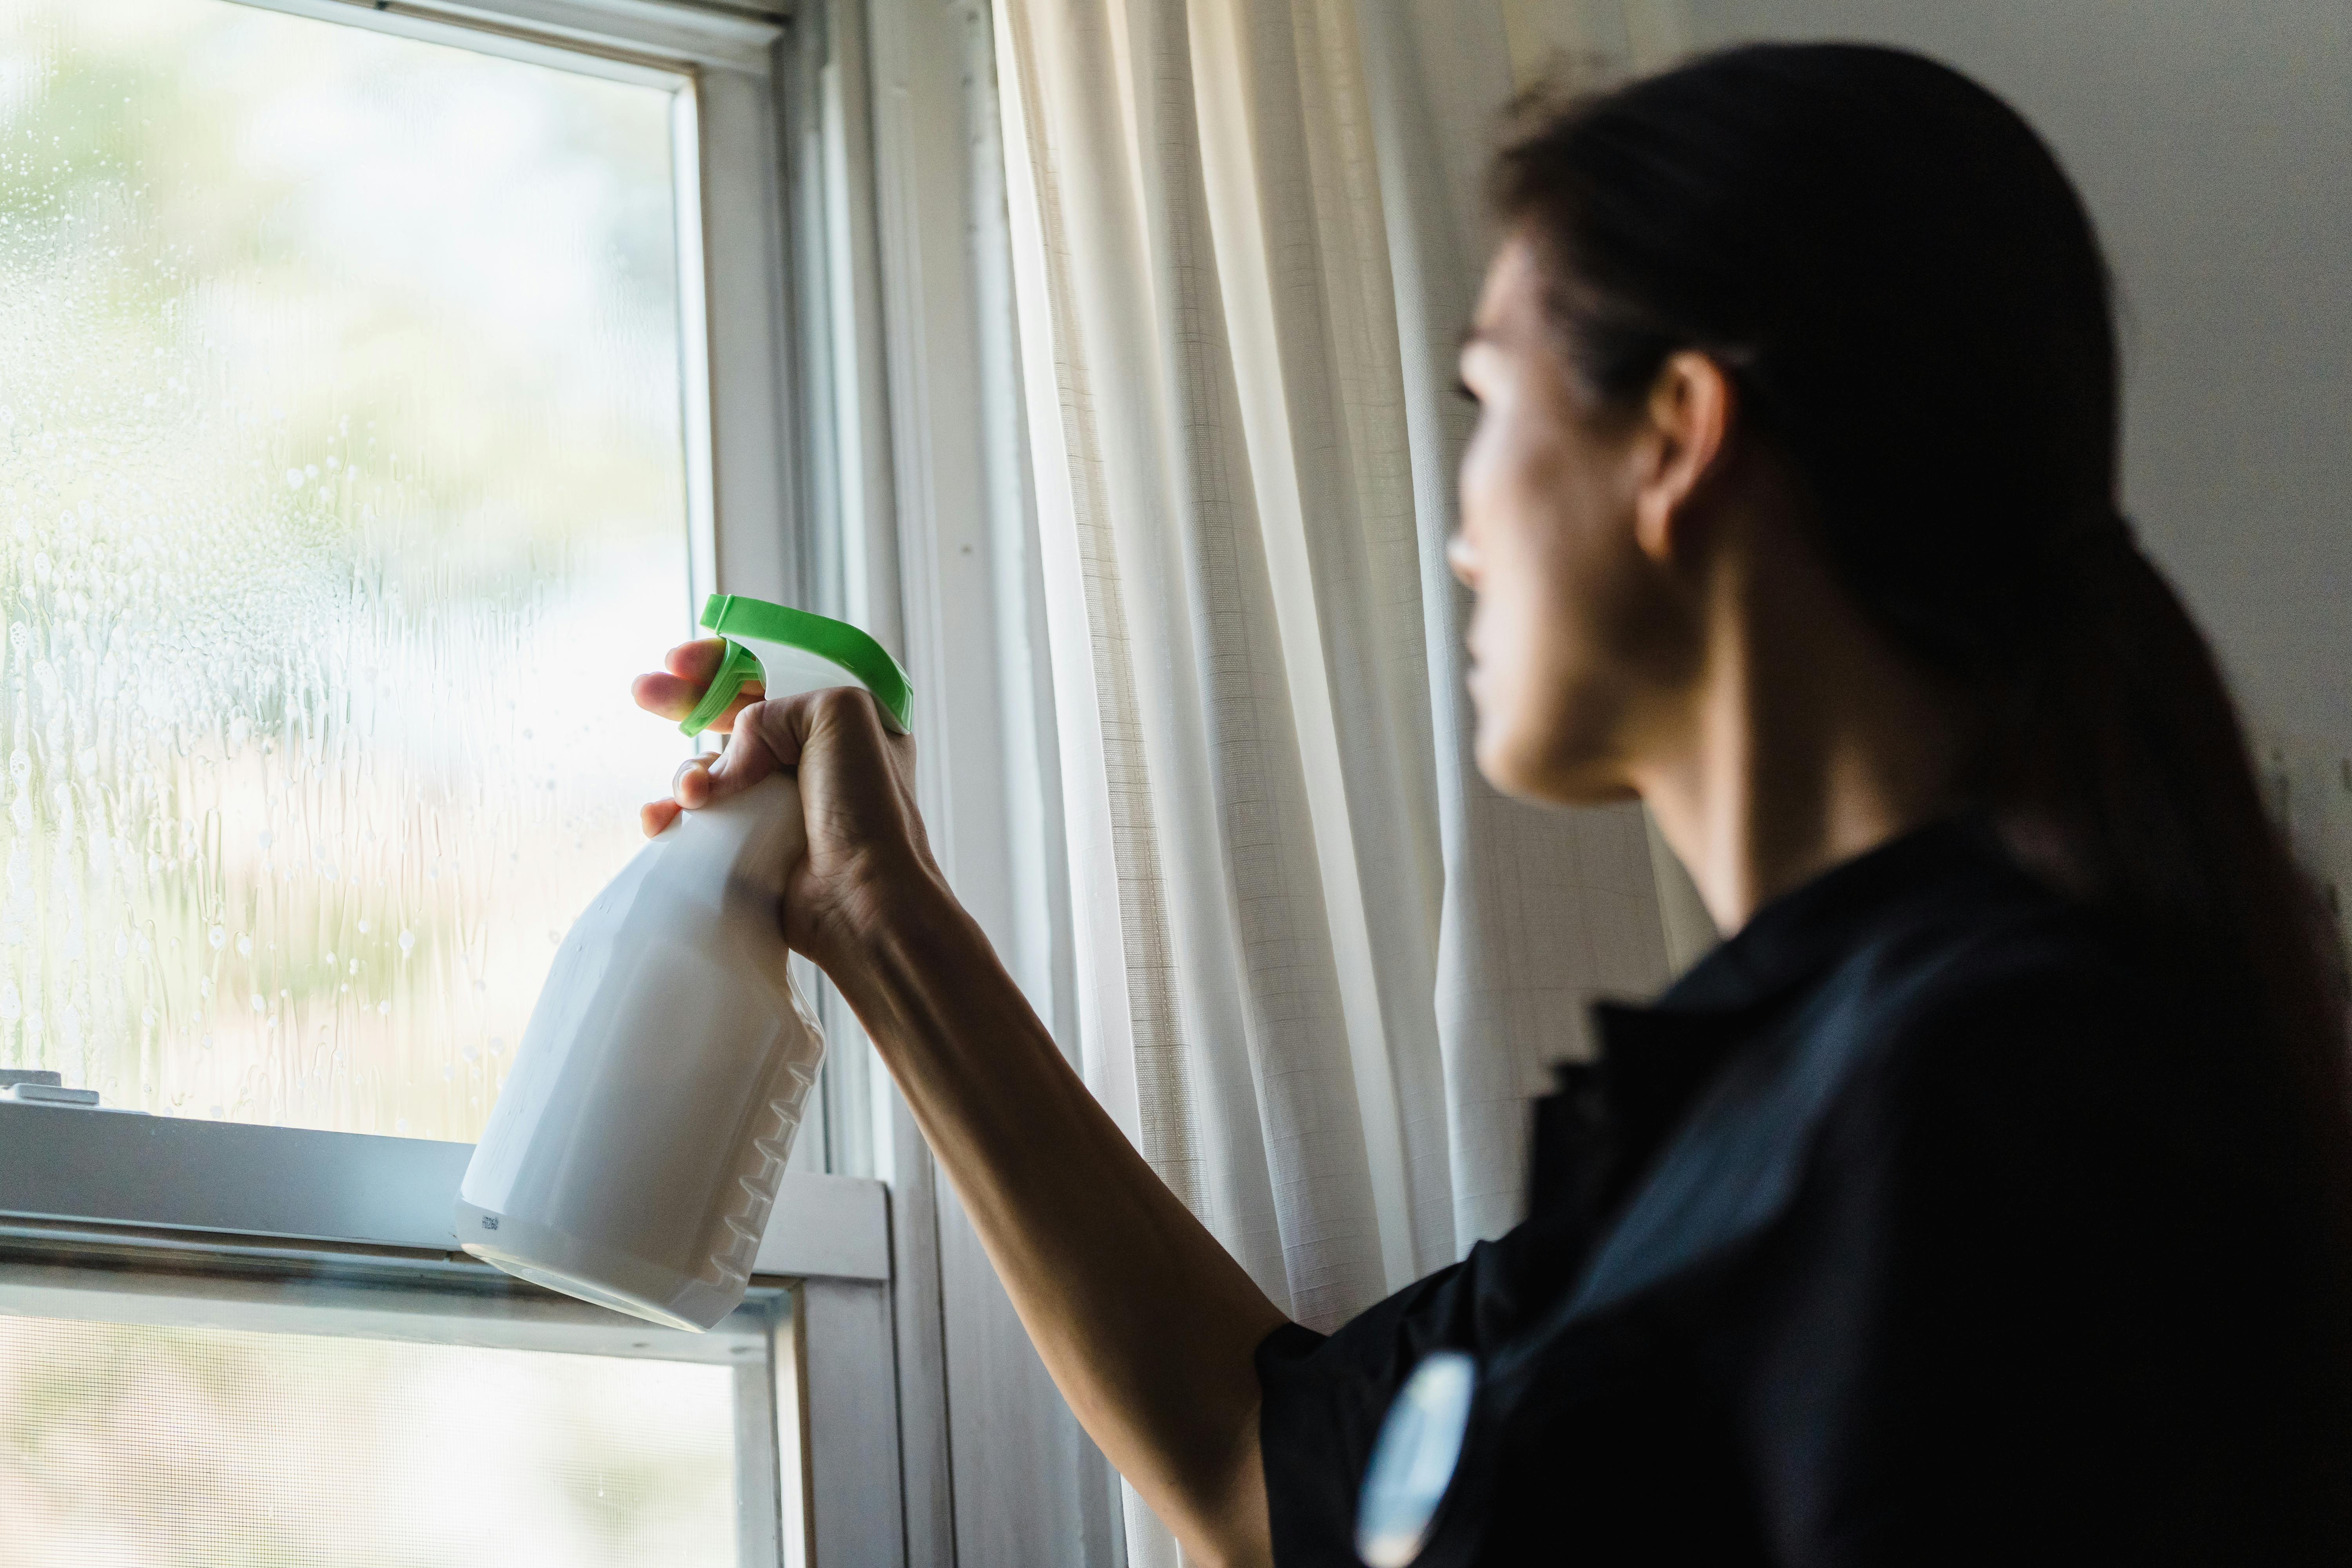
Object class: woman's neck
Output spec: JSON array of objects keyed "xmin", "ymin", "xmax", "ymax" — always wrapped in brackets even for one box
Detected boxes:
[{"xmin": 1628, "ymin": 532, "xmax": 1972, "ymax": 935}]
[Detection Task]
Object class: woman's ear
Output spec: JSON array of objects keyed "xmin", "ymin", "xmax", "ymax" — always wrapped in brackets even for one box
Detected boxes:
[{"xmin": 1633, "ymin": 350, "xmax": 1735, "ymax": 566}]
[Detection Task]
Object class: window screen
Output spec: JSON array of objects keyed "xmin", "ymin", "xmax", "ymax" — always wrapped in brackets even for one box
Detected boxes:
[
  {"xmin": 0, "ymin": 1311, "xmax": 738, "ymax": 1566},
  {"xmin": 0, "ymin": 0, "xmax": 695, "ymax": 1138}
]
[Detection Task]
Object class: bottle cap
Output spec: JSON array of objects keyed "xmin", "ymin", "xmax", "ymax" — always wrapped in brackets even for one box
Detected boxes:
[{"xmin": 678, "ymin": 595, "xmax": 913, "ymax": 737}]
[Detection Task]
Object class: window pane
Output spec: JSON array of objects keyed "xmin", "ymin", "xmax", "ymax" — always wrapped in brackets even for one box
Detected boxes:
[
  {"xmin": 0, "ymin": 1, "xmax": 693, "ymax": 1136},
  {"xmin": 0, "ymin": 1312, "xmax": 738, "ymax": 1566}
]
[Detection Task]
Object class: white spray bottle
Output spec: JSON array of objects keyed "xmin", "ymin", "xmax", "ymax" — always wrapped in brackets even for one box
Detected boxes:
[{"xmin": 455, "ymin": 594, "xmax": 911, "ymax": 1331}]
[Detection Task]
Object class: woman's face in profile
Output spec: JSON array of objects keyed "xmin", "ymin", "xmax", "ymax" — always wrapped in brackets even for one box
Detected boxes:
[{"xmin": 1451, "ymin": 236, "xmax": 1686, "ymax": 807}]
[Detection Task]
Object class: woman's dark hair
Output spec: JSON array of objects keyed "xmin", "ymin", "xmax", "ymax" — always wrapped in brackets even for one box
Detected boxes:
[{"xmin": 1491, "ymin": 46, "xmax": 2348, "ymax": 1116}]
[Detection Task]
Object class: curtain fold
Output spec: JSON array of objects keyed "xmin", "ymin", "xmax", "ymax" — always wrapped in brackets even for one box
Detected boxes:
[{"xmin": 994, "ymin": 0, "xmax": 1691, "ymax": 1552}]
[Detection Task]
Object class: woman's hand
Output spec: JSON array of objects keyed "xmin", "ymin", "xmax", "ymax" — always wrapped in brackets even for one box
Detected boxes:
[{"xmin": 632, "ymin": 638, "xmax": 945, "ymax": 973}]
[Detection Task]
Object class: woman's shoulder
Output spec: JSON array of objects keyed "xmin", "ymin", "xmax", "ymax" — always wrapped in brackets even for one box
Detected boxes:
[
  {"xmin": 1567, "ymin": 841, "xmax": 2286, "ymax": 1324},
  {"xmin": 1825, "ymin": 868, "xmax": 2247, "ymax": 1122},
  {"xmin": 1798, "ymin": 866, "xmax": 2348, "ymax": 1317},
  {"xmin": 1799, "ymin": 862, "xmax": 2296, "ymax": 1198}
]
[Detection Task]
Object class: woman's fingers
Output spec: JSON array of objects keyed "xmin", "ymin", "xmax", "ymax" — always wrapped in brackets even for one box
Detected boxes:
[
  {"xmin": 702, "ymin": 706, "xmax": 787, "ymax": 797},
  {"xmin": 634, "ymin": 688, "xmax": 920, "ymax": 871},
  {"xmin": 631, "ymin": 670, "xmax": 701, "ymax": 722},
  {"xmin": 671, "ymin": 755, "xmax": 718, "ymax": 808},
  {"xmin": 666, "ymin": 638, "xmax": 729, "ymax": 682},
  {"xmin": 630, "ymin": 674, "xmax": 767, "ymax": 733},
  {"xmin": 635, "ymin": 743, "xmax": 771, "ymax": 837},
  {"xmin": 631, "ymin": 639, "xmax": 764, "ymax": 732}
]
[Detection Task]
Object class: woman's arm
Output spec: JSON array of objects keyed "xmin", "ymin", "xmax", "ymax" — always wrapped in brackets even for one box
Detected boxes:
[
  {"xmin": 839, "ymin": 880, "xmax": 1285, "ymax": 1566},
  {"xmin": 635, "ymin": 650, "xmax": 1286, "ymax": 1568}
]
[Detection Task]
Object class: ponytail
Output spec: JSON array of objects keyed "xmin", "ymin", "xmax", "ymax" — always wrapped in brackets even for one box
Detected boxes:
[{"xmin": 2000, "ymin": 518, "xmax": 2349, "ymax": 1099}]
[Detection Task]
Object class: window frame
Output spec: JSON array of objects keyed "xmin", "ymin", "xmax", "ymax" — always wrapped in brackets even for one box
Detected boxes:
[{"xmin": 0, "ymin": 2, "xmax": 909, "ymax": 1564}]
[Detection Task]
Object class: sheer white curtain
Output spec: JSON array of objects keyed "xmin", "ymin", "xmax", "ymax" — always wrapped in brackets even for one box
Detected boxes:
[{"xmin": 991, "ymin": 0, "xmax": 1702, "ymax": 1554}]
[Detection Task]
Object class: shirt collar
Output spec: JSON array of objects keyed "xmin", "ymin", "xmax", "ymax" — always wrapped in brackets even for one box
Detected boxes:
[
  {"xmin": 1644, "ymin": 812, "xmax": 2016, "ymax": 1018},
  {"xmin": 1570, "ymin": 814, "xmax": 2021, "ymax": 1129},
  {"xmin": 1532, "ymin": 813, "xmax": 2025, "ymax": 1235}
]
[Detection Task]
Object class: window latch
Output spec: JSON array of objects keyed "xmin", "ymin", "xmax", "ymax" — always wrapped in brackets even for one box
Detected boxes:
[{"xmin": 0, "ymin": 1068, "xmax": 109, "ymax": 1111}]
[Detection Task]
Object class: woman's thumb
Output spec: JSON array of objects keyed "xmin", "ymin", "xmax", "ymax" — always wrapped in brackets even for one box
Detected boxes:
[{"xmin": 679, "ymin": 702, "xmax": 786, "ymax": 807}]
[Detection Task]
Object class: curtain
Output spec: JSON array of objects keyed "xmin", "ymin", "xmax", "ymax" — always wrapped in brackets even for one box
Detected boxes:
[{"xmin": 991, "ymin": 0, "xmax": 1701, "ymax": 1555}]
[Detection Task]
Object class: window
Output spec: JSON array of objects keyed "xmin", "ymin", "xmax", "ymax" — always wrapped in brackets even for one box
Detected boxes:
[
  {"xmin": 1, "ymin": 0, "xmax": 690, "ymax": 1142},
  {"xmin": 0, "ymin": 1310, "xmax": 740, "ymax": 1564},
  {"xmin": 0, "ymin": 3, "xmax": 908, "ymax": 1564}
]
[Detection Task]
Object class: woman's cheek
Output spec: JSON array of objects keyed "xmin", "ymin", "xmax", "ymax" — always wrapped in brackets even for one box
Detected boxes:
[
  {"xmin": 1467, "ymin": 589, "xmax": 1542, "ymax": 783},
  {"xmin": 1457, "ymin": 403, "xmax": 1515, "ymax": 528}
]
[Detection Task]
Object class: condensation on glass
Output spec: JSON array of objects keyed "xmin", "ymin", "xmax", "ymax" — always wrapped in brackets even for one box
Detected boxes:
[
  {"xmin": 0, "ymin": 1313, "xmax": 737, "ymax": 1566},
  {"xmin": 0, "ymin": 0, "xmax": 693, "ymax": 1136}
]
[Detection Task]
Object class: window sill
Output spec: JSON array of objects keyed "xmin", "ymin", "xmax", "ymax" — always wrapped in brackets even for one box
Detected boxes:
[{"xmin": 0, "ymin": 1100, "xmax": 889, "ymax": 1285}]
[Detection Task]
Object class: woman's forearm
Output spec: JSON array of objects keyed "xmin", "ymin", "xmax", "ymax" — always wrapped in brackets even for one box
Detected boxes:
[{"xmin": 825, "ymin": 881, "xmax": 1285, "ymax": 1566}]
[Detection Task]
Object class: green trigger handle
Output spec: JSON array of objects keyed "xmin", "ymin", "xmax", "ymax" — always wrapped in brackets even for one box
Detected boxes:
[
  {"xmin": 674, "ymin": 594, "xmax": 914, "ymax": 739},
  {"xmin": 679, "ymin": 639, "xmax": 762, "ymax": 739}
]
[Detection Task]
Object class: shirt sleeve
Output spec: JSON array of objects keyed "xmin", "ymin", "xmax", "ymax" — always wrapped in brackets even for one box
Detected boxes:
[
  {"xmin": 1256, "ymin": 1063, "xmax": 1662, "ymax": 1565},
  {"xmin": 1257, "ymin": 1200, "xmax": 1597, "ymax": 1568},
  {"xmin": 1254, "ymin": 1264, "xmax": 1461, "ymax": 1568}
]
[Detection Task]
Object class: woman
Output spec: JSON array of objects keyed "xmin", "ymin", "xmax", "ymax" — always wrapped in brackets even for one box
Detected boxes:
[{"xmin": 636, "ymin": 43, "xmax": 2352, "ymax": 1566}]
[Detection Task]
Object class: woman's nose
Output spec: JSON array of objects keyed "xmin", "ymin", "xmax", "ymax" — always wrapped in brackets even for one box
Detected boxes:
[{"xmin": 1446, "ymin": 532, "xmax": 1479, "ymax": 588}]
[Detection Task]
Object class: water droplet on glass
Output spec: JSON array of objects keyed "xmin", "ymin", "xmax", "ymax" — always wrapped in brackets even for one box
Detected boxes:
[
  {"xmin": 235, "ymin": 934, "xmax": 251, "ymax": 956},
  {"xmin": 397, "ymin": 929, "xmax": 415, "ymax": 955},
  {"xmin": 209, "ymin": 924, "xmax": 225, "ymax": 951}
]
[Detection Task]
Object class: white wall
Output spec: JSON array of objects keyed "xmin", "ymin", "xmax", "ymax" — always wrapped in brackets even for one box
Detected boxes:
[{"xmin": 1682, "ymin": 2, "xmax": 2351, "ymax": 753}]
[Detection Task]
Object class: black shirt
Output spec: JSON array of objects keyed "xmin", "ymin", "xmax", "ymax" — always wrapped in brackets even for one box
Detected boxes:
[{"xmin": 1257, "ymin": 818, "xmax": 2352, "ymax": 1565}]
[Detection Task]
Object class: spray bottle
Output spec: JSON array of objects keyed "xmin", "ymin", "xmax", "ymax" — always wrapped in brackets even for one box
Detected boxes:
[{"xmin": 454, "ymin": 593, "xmax": 910, "ymax": 1331}]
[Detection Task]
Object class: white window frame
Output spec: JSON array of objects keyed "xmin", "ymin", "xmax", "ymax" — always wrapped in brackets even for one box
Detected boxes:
[{"xmin": 0, "ymin": 3, "xmax": 910, "ymax": 1564}]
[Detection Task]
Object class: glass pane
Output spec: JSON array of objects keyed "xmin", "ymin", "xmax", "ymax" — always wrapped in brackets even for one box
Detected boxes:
[
  {"xmin": 0, "ymin": 1, "xmax": 693, "ymax": 1136},
  {"xmin": 0, "ymin": 1312, "xmax": 738, "ymax": 1566}
]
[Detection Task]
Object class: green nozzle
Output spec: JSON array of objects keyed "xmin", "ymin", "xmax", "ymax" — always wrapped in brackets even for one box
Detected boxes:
[{"xmin": 677, "ymin": 595, "xmax": 914, "ymax": 738}]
